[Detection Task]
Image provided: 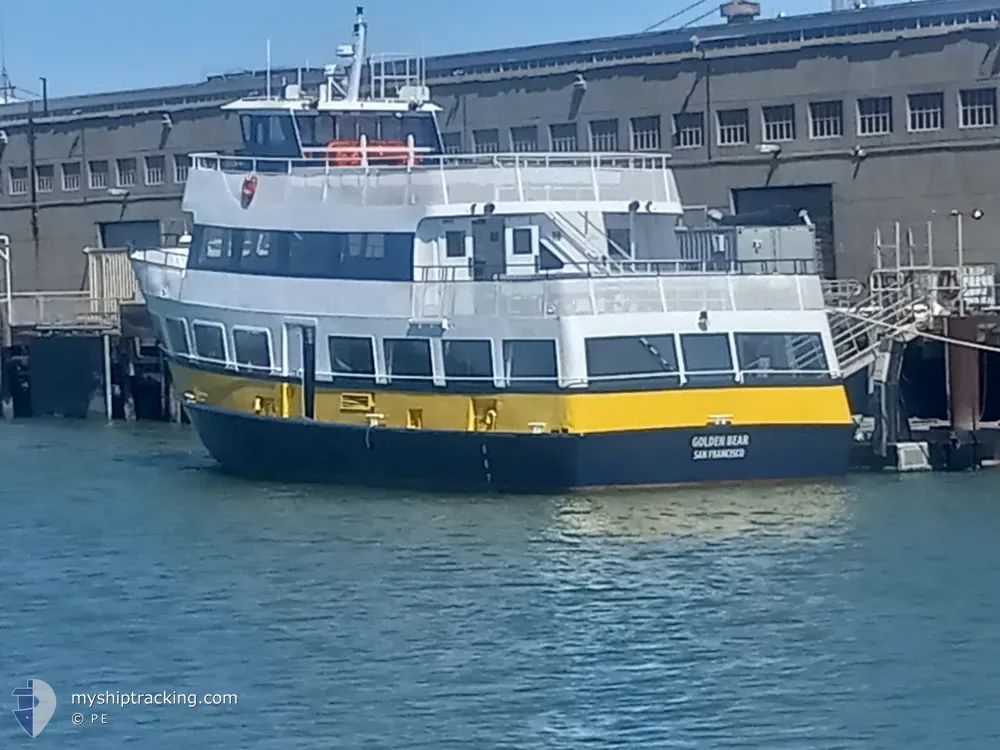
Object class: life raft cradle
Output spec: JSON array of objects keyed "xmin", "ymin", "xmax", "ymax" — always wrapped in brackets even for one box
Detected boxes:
[{"xmin": 303, "ymin": 139, "xmax": 421, "ymax": 166}]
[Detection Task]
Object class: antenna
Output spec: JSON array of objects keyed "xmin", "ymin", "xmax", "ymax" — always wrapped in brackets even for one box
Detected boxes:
[
  {"xmin": 265, "ymin": 39, "xmax": 272, "ymax": 98},
  {"xmin": 346, "ymin": 6, "xmax": 367, "ymax": 102}
]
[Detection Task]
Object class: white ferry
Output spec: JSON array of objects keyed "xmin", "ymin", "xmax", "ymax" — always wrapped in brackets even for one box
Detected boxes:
[{"xmin": 130, "ymin": 7, "xmax": 855, "ymax": 492}]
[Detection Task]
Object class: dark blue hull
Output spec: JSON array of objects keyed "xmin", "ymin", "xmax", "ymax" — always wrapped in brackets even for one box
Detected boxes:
[{"xmin": 185, "ymin": 402, "xmax": 856, "ymax": 492}]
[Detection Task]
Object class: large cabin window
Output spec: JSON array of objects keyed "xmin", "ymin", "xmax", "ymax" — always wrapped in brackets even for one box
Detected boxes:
[
  {"xmin": 735, "ymin": 332, "xmax": 829, "ymax": 383},
  {"xmin": 239, "ymin": 113, "xmax": 300, "ymax": 158},
  {"xmin": 384, "ymin": 339, "xmax": 433, "ymax": 382},
  {"xmin": 585, "ymin": 335, "xmax": 681, "ymax": 390},
  {"xmin": 187, "ymin": 225, "xmax": 415, "ymax": 281},
  {"xmin": 232, "ymin": 328, "xmax": 273, "ymax": 370},
  {"xmin": 502, "ymin": 339, "xmax": 558, "ymax": 389},
  {"xmin": 443, "ymin": 339, "xmax": 494, "ymax": 389},
  {"xmin": 328, "ymin": 336, "xmax": 376, "ymax": 385},
  {"xmin": 164, "ymin": 317, "xmax": 190, "ymax": 356},
  {"xmin": 192, "ymin": 322, "xmax": 228, "ymax": 363},
  {"xmin": 680, "ymin": 333, "xmax": 735, "ymax": 386}
]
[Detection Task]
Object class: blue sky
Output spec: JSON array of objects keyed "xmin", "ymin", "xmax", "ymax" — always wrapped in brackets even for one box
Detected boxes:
[{"xmin": 2, "ymin": 0, "xmax": 906, "ymax": 98}]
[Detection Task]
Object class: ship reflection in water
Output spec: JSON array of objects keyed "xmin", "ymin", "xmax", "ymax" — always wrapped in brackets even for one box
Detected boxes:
[{"xmin": 551, "ymin": 481, "xmax": 851, "ymax": 542}]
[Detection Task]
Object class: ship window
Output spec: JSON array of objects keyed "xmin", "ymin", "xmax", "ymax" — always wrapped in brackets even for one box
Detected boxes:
[
  {"xmin": 232, "ymin": 327, "xmax": 272, "ymax": 369},
  {"xmin": 512, "ymin": 228, "xmax": 533, "ymax": 255},
  {"xmin": 735, "ymin": 332, "xmax": 829, "ymax": 383},
  {"xmin": 192, "ymin": 322, "xmax": 227, "ymax": 363},
  {"xmin": 445, "ymin": 231, "xmax": 466, "ymax": 258},
  {"xmin": 443, "ymin": 339, "xmax": 493, "ymax": 388},
  {"xmin": 679, "ymin": 333, "xmax": 735, "ymax": 385},
  {"xmin": 384, "ymin": 338, "xmax": 433, "ymax": 381},
  {"xmin": 329, "ymin": 336, "xmax": 376, "ymax": 384},
  {"xmin": 287, "ymin": 231, "xmax": 336, "ymax": 277},
  {"xmin": 502, "ymin": 339, "xmax": 557, "ymax": 387},
  {"xmin": 234, "ymin": 230, "xmax": 279, "ymax": 273},
  {"xmin": 336, "ymin": 114, "xmax": 379, "ymax": 141},
  {"xmin": 164, "ymin": 317, "xmax": 190, "ymax": 356},
  {"xmin": 238, "ymin": 113, "xmax": 299, "ymax": 158},
  {"xmin": 585, "ymin": 335, "xmax": 681, "ymax": 390},
  {"xmin": 191, "ymin": 225, "xmax": 235, "ymax": 271}
]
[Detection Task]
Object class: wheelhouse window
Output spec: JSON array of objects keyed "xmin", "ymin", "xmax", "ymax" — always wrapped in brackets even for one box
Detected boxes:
[
  {"xmin": 232, "ymin": 328, "xmax": 272, "ymax": 369},
  {"xmin": 502, "ymin": 339, "xmax": 557, "ymax": 388},
  {"xmin": 192, "ymin": 322, "xmax": 227, "ymax": 363},
  {"xmin": 190, "ymin": 225, "xmax": 235, "ymax": 271},
  {"xmin": 164, "ymin": 317, "xmax": 190, "ymax": 356},
  {"xmin": 443, "ymin": 340, "xmax": 493, "ymax": 388},
  {"xmin": 679, "ymin": 333, "xmax": 735, "ymax": 385},
  {"xmin": 239, "ymin": 113, "xmax": 300, "ymax": 158},
  {"xmin": 328, "ymin": 336, "xmax": 376, "ymax": 384},
  {"xmin": 234, "ymin": 230, "xmax": 279, "ymax": 274},
  {"xmin": 384, "ymin": 338, "xmax": 432, "ymax": 382},
  {"xmin": 445, "ymin": 230, "xmax": 466, "ymax": 258},
  {"xmin": 333, "ymin": 112, "xmax": 442, "ymax": 153},
  {"xmin": 585, "ymin": 335, "xmax": 681, "ymax": 389},
  {"xmin": 735, "ymin": 332, "xmax": 829, "ymax": 382}
]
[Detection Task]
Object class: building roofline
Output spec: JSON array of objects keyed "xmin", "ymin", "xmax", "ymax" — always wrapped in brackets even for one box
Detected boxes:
[{"xmin": 0, "ymin": 0, "xmax": 997, "ymax": 125}]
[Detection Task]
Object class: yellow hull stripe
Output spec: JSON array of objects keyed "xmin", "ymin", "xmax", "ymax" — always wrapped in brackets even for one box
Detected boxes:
[{"xmin": 171, "ymin": 364, "xmax": 853, "ymax": 434}]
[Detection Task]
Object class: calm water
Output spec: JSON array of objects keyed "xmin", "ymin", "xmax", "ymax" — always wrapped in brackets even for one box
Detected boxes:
[{"xmin": 2, "ymin": 419, "xmax": 1000, "ymax": 748}]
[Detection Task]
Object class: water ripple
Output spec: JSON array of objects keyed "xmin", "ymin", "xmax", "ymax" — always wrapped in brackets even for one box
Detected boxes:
[{"xmin": 2, "ymin": 420, "xmax": 1000, "ymax": 747}]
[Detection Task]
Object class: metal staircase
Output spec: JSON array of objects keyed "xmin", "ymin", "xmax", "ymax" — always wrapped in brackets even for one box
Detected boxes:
[
  {"xmin": 546, "ymin": 212, "xmax": 626, "ymax": 274},
  {"xmin": 827, "ymin": 279, "xmax": 924, "ymax": 378}
]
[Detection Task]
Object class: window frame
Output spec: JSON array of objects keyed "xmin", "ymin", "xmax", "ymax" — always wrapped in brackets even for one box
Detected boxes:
[
  {"xmin": 231, "ymin": 325, "xmax": 274, "ymax": 372},
  {"xmin": 442, "ymin": 338, "xmax": 495, "ymax": 389},
  {"xmin": 383, "ymin": 337, "xmax": 434, "ymax": 383},
  {"xmin": 327, "ymin": 335, "xmax": 377, "ymax": 385},
  {"xmin": 190, "ymin": 319, "xmax": 230, "ymax": 364},
  {"xmin": 163, "ymin": 316, "xmax": 191, "ymax": 357}
]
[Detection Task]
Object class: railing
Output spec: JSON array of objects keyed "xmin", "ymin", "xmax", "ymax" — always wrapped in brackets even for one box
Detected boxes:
[
  {"xmin": 189, "ymin": 147, "xmax": 680, "ymax": 206},
  {"xmin": 9, "ymin": 291, "xmax": 121, "ymax": 330},
  {"xmin": 415, "ymin": 258, "xmax": 821, "ymax": 281}
]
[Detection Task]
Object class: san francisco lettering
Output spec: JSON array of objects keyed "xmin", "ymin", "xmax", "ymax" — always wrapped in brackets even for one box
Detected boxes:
[{"xmin": 691, "ymin": 433, "xmax": 750, "ymax": 460}]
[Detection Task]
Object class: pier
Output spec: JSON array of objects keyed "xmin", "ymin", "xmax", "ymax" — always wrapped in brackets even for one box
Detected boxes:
[{"xmin": 0, "ymin": 237, "xmax": 185, "ymax": 423}]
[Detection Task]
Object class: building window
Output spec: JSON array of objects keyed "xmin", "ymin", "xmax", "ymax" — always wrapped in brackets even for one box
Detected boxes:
[
  {"xmin": 808, "ymin": 101, "xmax": 843, "ymax": 139},
  {"xmin": 89, "ymin": 160, "xmax": 109, "ymax": 189},
  {"xmin": 115, "ymin": 157, "xmax": 137, "ymax": 187},
  {"xmin": 440, "ymin": 132, "xmax": 462, "ymax": 154},
  {"xmin": 672, "ymin": 112, "xmax": 704, "ymax": 149},
  {"xmin": 232, "ymin": 328, "xmax": 272, "ymax": 369},
  {"xmin": 173, "ymin": 154, "xmax": 190, "ymax": 183},
  {"xmin": 442, "ymin": 339, "xmax": 493, "ymax": 387},
  {"xmin": 144, "ymin": 155, "xmax": 166, "ymax": 185},
  {"xmin": 9, "ymin": 166, "xmax": 28, "ymax": 196},
  {"xmin": 585, "ymin": 335, "xmax": 681, "ymax": 389},
  {"xmin": 502, "ymin": 339, "xmax": 557, "ymax": 385},
  {"xmin": 589, "ymin": 119, "xmax": 618, "ymax": 151},
  {"xmin": 383, "ymin": 338, "xmax": 433, "ymax": 381},
  {"xmin": 62, "ymin": 162, "xmax": 82, "ymax": 191},
  {"xmin": 549, "ymin": 123, "xmax": 578, "ymax": 152},
  {"xmin": 716, "ymin": 109, "xmax": 749, "ymax": 146},
  {"xmin": 857, "ymin": 96, "xmax": 893, "ymax": 136},
  {"xmin": 472, "ymin": 129, "xmax": 499, "ymax": 154},
  {"xmin": 34, "ymin": 165, "xmax": 54, "ymax": 193},
  {"xmin": 679, "ymin": 333, "xmax": 735, "ymax": 385},
  {"xmin": 192, "ymin": 322, "xmax": 227, "ymax": 363},
  {"xmin": 629, "ymin": 116, "xmax": 661, "ymax": 151},
  {"xmin": 164, "ymin": 317, "xmax": 190, "ymax": 355},
  {"xmin": 959, "ymin": 88, "xmax": 996, "ymax": 129},
  {"xmin": 907, "ymin": 92, "xmax": 944, "ymax": 133},
  {"xmin": 510, "ymin": 125, "xmax": 538, "ymax": 152},
  {"xmin": 328, "ymin": 336, "xmax": 375, "ymax": 384},
  {"xmin": 445, "ymin": 230, "xmax": 466, "ymax": 258},
  {"xmin": 762, "ymin": 104, "xmax": 795, "ymax": 142}
]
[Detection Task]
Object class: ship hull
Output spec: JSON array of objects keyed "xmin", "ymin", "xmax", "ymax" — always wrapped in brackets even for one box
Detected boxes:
[{"xmin": 185, "ymin": 401, "xmax": 856, "ymax": 493}]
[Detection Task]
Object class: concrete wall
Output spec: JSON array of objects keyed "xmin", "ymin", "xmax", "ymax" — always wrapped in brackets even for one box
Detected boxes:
[
  {"xmin": 1, "ymin": 26, "xmax": 999, "ymax": 290},
  {"xmin": 0, "ymin": 108, "xmax": 241, "ymax": 291}
]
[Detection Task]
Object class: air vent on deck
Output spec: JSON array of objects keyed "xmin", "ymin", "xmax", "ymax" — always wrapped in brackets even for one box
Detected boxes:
[{"xmin": 720, "ymin": 0, "xmax": 761, "ymax": 24}]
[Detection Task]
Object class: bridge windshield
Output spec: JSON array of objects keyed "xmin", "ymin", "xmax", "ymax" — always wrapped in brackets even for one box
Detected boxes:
[
  {"xmin": 296, "ymin": 111, "xmax": 442, "ymax": 154},
  {"xmin": 238, "ymin": 112, "xmax": 301, "ymax": 158}
]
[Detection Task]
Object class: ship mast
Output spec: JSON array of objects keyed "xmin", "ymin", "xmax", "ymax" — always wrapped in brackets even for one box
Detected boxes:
[{"xmin": 345, "ymin": 6, "xmax": 367, "ymax": 102}]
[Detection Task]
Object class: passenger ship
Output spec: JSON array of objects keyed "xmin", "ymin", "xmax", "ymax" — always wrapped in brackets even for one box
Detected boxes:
[{"xmin": 130, "ymin": 7, "xmax": 855, "ymax": 492}]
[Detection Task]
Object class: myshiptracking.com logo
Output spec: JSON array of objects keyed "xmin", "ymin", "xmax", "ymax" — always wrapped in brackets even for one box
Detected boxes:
[{"xmin": 12, "ymin": 679, "xmax": 57, "ymax": 738}]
